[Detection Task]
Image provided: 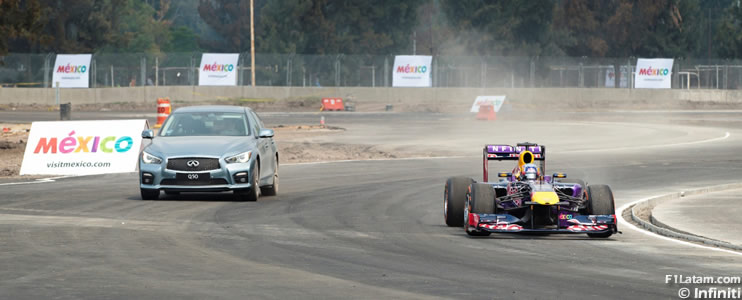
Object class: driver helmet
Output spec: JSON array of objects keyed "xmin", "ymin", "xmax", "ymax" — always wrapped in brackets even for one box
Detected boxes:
[{"xmin": 522, "ymin": 163, "xmax": 540, "ymax": 181}]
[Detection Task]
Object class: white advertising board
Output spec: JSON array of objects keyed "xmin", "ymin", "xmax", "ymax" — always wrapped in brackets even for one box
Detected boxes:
[
  {"xmin": 470, "ymin": 96, "xmax": 506, "ymax": 113},
  {"xmin": 20, "ymin": 120, "xmax": 149, "ymax": 175},
  {"xmin": 393, "ymin": 55, "xmax": 432, "ymax": 87},
  {"xmin": 634, "ymin": 58, "xmax": 674, "ymax": 89},
  {"xmin": 52, "ymin": 54, "xmax": 92, "ymax": 88},
  {"xmin": 199, "ymin": 53, "xmax": 240, "ymax": 86}
]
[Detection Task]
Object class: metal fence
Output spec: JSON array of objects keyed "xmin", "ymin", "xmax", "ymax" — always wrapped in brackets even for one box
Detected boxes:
[{"xmin": 1, "ymin": 52, "xmax": 742, "ymax": 89}]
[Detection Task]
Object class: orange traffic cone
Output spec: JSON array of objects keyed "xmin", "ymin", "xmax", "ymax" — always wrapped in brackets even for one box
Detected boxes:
[
  {"xmin": 154, "ymin": 98, "xmax": 172, "ymax": 129},
  {"xmin": 476, "ymin": 104, "xmax": 496, "ymax": 121}
]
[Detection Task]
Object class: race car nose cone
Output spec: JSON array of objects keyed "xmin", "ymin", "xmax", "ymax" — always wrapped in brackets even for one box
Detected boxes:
[{"xmin": 531, "ymin": 191, "xmax": 559, "ymax": 205}]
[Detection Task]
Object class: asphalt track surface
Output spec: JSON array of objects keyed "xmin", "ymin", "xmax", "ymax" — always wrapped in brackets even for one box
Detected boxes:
[{"xmin": 2, "ymin": 111, "xmax": 742, "ymax": 299}]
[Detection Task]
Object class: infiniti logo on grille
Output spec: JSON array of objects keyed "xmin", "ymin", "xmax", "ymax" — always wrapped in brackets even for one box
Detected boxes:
[{"xmin": 186, "ymin": 160, "xmax": 200, "ymax": 167}]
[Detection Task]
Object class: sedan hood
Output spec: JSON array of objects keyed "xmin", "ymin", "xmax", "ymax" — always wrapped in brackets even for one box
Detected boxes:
[{"xmin": 146, "ymin": 136, "xmax": 255, "ymax": 158}]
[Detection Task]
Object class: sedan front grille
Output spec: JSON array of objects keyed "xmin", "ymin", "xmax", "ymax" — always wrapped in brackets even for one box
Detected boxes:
[
  {"xmin": 160, "ymin": 178, "xmax": 228, "ymax": 186},
  {"xmin": 166, "ymin": 158, "xmax": 220, "ymax": 171}
]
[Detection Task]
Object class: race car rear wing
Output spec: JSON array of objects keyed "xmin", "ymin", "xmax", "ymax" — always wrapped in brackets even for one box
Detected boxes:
[
  {"xmin": 484, "ymin": 143, "xmax": 545, "ymax": 161},
  {"xmin": 483, "ymin": 142, "xmax": 546, "ymax": 182}
]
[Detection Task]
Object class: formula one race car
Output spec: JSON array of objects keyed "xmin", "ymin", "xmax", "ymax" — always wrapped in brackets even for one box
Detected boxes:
[{"xmin": 443, "ymin": 142, "xmax": 618, "ymax": 238}]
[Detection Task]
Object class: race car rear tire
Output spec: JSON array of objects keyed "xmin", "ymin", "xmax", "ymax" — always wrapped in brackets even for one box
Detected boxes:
[
  {"xmin": 465, "ymin": 183, "xmax": 495, "ymax": 236},
  {"xmin": 586, "ymin": 184, "xmax": 615, "ymax": 238},
  {"xmin": 140, "ymin": 188, "xmax": 160, "ymax": 200},
  {"xmin": 444, "ymin": 176, "xmax": 474, "ymax": 227}
]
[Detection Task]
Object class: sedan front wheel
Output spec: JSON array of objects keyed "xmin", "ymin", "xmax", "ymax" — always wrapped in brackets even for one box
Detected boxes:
[{"xmin": 235, "ymin": 164, "xmax": 259, "ymax": 202}]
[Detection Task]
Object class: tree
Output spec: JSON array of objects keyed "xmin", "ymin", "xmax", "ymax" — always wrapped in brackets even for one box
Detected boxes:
[
  {"xmin": 0, "ymin": 0, "xmax": 46, "ymax": 55},
  {"xmin": 716, "ymin": 1, "xmax": 742, "ymax": 59},
  {"xmin": 439, "ymin": 0, "xmax": 558, "ymax": 56},
  {"xmin": 198, "ymin": 0, "xmax": 258, "ymax": 52},
  {"xmin": 199, "ymin": 0, "xmax": 422, "ymax": 55},
  {"xmin": 110, "ymin": 0, "xmax": 173, "ymax": 53}
]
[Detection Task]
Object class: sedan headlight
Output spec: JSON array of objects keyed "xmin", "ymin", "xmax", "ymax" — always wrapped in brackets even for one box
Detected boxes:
[
  {"xmin": 141, "ymin": 151, "xmax": 163, "ymax": 164},
  {"xmin": 225, "ymin": 151, "xmax": 252, "ymax": 164}
]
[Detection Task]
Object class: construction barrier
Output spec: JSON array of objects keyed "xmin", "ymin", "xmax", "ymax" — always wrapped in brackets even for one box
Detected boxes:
[
  {"xmin": 321, "ymin": 98, "xmax": 344, "ymax": 111},
  {"xmin": 154, "ymin": 98, "xmax": 172, "ymax": 129},
  {"xmin": 476, "ymin": 104, "xmax": 496, "ymax": 121}
]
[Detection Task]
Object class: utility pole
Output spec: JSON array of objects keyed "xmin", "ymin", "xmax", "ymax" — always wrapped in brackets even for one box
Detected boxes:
[
  {"xmin": 413, "ymin": 31, "xmax": 417, "ymax": 55},
  {"xmin": 250, "ymin": 0, "xmax": 256, "ymax": 87}
]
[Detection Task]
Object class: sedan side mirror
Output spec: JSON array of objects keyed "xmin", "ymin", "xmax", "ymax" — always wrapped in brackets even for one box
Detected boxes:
[
  {"xmin": 259, "ymin": 129, "xmax": 274, "ymax": 138},
  {"xmin": 142, "ymin": 129, "xmax": 154, "ymax": 139}
]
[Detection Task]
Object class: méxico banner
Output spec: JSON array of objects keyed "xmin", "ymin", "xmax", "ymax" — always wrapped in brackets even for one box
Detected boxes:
[
  {"xmin": 634, "ymin": 58, "xmax": 674, "ymax": 89},
  {"xmin": 199, "ymin": 53, "xmax": 240, "ymax": 86},
  {"xmin": 20, "ymin": 120, "xmax": 149, "ymax": 176},
  {"xmin": 393, "ymin": 55, "xmax": 432, "ymax": 87},
  {"xmin": 470, "ymin": 96, "xmax": 506, "ymax": 113},
  {"xmin": 52, "ymin": 54, "xmax": 92, "ymax": 88}
]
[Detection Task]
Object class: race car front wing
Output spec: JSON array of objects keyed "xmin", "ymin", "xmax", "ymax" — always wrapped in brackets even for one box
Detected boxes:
[{"xmin": 467, "ymin": 213, "xmax": 618, "ymax": 234}]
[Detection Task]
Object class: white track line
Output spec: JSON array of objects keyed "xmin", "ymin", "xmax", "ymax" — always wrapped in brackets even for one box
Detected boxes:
[
  {"xmin": 283, "ymin": 155, "xmax": 470, "ymax": 166},
  {"xmin": 0, "ymin": 175, "xmax": 77, "ymax": 186},
  {"xmin": 570, "ymin": 131, "xmax": 730, "ymax": 153},
  {"xmin": 617, "ymin": 197, "xmax": 742, "ymax": 256}
]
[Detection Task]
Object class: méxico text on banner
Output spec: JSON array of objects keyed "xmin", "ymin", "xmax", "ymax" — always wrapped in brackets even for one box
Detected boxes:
[
  {"xmin": 393, "ymin": 55, "xmax": 432, "ymax": 87},
  {"xmin": 20, "ymin": 120, "xmax": 149, "ymax": 176},
  {"xmin": 52, "ymin": 54, "xmax": 92, "ymax": 88},
  {"xmin": 199, "ymin": 53, "xmax": 240, "ymax": 86},
  {"xmin": 634, "ymin": 58, "xmax": 674, "ymax": 89}
]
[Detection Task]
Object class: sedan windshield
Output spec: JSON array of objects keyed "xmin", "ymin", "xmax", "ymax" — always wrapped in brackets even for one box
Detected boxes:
[{"xmin": 160, "ymin": 112, "xmax": 250, "ymax": 137}]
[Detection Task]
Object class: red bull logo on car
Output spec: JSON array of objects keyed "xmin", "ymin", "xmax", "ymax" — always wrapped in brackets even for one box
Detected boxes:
[{"xmin": 33, "ymin": 130, "xmax": 134, "ymax": 154}]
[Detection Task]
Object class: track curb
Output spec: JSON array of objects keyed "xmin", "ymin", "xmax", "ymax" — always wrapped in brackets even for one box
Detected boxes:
[{"xmin": 628, "ymin": 182, "xmax": 742, "ymax": 252}]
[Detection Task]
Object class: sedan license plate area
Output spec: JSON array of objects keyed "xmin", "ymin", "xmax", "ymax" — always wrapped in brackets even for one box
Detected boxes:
[{"xmin": 176, "ymin": 172, "xmax": 211, "ymax": 185}]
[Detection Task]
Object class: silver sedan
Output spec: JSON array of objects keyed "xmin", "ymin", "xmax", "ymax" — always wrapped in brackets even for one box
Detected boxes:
[{"xmin": 139, "ymin": 105, "xmax": 278, "ymax": 201}]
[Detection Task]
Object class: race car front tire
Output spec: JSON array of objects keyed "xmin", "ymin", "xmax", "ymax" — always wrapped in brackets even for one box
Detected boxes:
[
  {"xmin": 465, "ymin": 183, "xmax": 495, "ymax": 236},
  {"xmin": 444, "ymin": 176, "xmax": 474, "ymax": 227},
  {"xmin": 586, "ymin": 184, "xmax": 615, "ymax": 238}
]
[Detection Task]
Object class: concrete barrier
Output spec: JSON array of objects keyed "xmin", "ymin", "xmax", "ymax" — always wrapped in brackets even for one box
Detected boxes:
[
  {"xmin": 628, "ymin": 182, "xmax": 742, "ymax": 252},
  {"xmin": 1, "ymin": 86, "xmax": 742, "ymax": 110}
]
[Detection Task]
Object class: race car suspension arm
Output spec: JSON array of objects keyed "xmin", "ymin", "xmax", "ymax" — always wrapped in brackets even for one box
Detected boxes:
[{"xmin": 555, "ymin": 190, "xmax": 586, "ymax": 207}]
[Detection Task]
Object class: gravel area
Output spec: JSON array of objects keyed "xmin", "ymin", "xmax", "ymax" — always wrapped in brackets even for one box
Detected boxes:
[{"xmin": 0, "ymin": 123, "xmax": 441, "ymax": 179}]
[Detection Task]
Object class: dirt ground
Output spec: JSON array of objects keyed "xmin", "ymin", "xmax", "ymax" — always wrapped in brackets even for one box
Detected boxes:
[
  {"xmin": 0, "ymin": 97, "xmax": 427, "ymax": 113},
  {"xmin": 0, "ymin": 123, "xmax": 30, "ymax": 177},
  {"xmin": 4, "ymin": 96, "xmax": 742, "ymax": 115},
  {"xmin": 0, "ymin": 123, "xmax": 432, "ymax": 179}
]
